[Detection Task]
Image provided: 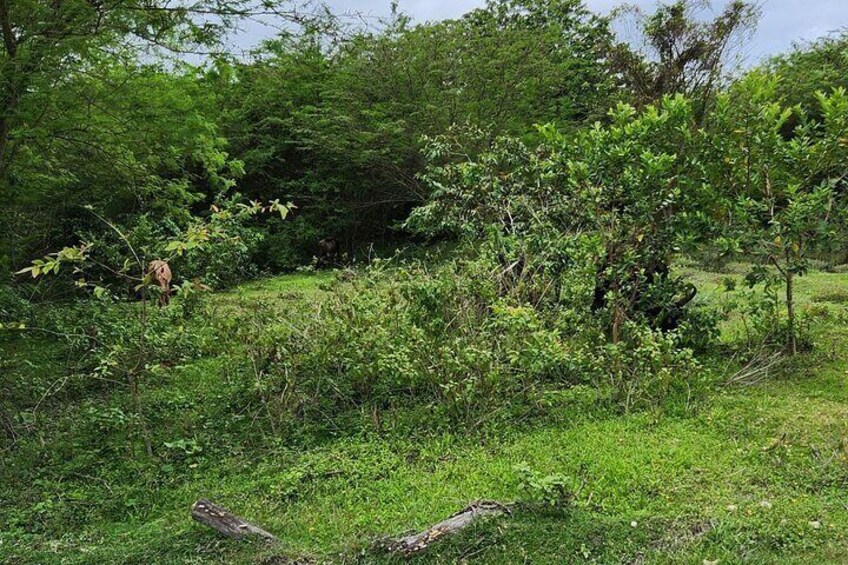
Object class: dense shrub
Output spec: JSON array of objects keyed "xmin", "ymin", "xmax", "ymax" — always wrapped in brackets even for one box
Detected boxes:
[
  {"xmin": 257, "ymin": 217, "xmax": 324, "ymax": 272},
  {"xmin": 586, "ymin": 322, "xmax": 703, "ymax": 412},
  {"xmin": 222, "ymin": 259, "xmax": 575, "ymax": 425},
  {"xmin": 204, "ymin": 250, "xmax": 709, "ymax": 435},
  {"xmin": 177, "ymin": 221, "xmax": 264, "ymax": 289},
  {"xmin": 0, "ymin": 286, "xmax": 32, "ymax": 327},
  {"xmin": 410, "ymin": 98, "xmax": 716, "ymax": 340}
]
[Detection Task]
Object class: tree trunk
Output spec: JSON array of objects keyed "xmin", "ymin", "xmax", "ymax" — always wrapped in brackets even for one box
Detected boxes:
[
  {"xmin": 786, "ymin": 272, "xmax": 797, "ymax": 356},
  {"xmin": 191, "ymin": 499, "xmax": 278, "ymax": 541},
  {"xmin": 386, "ymin": 501, "xmax": 510, "ymax": 555},
  {"xmin": 0, "ymin": 114, "xmax": 9, "ymax": 169},
  {"xmin": 611, "ymin": 303, "xmax": 623, "ymax": 344},
  {"xmin": 0, "ymin": 0, "xmax": 16, "ymax": 173}
]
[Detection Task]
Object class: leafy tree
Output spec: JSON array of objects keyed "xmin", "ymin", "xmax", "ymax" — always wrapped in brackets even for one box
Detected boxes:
[
  {"xmin": 706, "ymin": 73, "xmax": 848, "ymax": 354},
  {"xmin": 560, "ymin": 97, "xmax": 712, "ymax": 341},
  {"xmin": 0, "ymin": 0, "xmax": 321, "ymax": 278},
  {"xmin": 220, "ymin": 0, "xmax": 616, "ymax": 264},
  {"xmin": 767, "ymin": 32, "xmax": 848, "ymax": 116},
  {"xmin": 608, "ymin": 0, "xmax": 758, "ymax": 115},
  {"xmin": 1, "ymin": 56, "xmax": 241, "ymax": 284},
  {"xmin": 411, "ymin": 96, "xmax": 713, "ymax": 340},
  {"xmin": 0, "ymin": 0, "xmax": 319, "ymax": 177}
]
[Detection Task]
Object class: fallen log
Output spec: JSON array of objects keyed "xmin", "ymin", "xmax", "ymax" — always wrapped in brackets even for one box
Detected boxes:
[
  {"xmin": 386, "ymin": 500, "xmax": 511, "ymax": 555},
  {"xmin": 191, "ymin": 498, "xmax": 277, "ymax": 541}
]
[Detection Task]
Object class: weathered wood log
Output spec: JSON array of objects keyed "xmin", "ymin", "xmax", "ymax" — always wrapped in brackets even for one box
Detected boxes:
[
  {"xmin": 387, "ymin": 500, "xmax": 511, "ymax": 555},
  {"xmin": 191, "ymin": 498, "xmax": 277, "ymax": 541}
]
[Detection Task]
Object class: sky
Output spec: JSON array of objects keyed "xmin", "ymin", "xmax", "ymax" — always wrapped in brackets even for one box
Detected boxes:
[{"xmin": 233, "ymin": 0, "xmax": 848, "ymax": 66}]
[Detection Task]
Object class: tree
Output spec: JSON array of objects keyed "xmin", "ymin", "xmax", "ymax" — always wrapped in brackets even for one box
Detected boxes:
[
  {"xmin": 706, "ymin": 73, "xmax": 848, "ymax": 354},
  {"xmin": 220, "ymin": 0, "xmax": 616, "ymax": 264},
  {"xmin": 0, "ymin": 55, "xmax": 239, "ymax": 282},
  {"xmin": 0, "ymin": 1, "xmax": 323, "ymax": 280},
  {"xmin": 608, "ymin": 0, "xmax": 758, "ymax": 115},
  {"xmin": 767, "ymin": 32, "xmax": 848, "ymax": 127},
  {"xmin": 410, "ymin": 96, "xmax": 713, "ymax": 340},
  {"xmin": 0, "ymin": 0, "xmax": 321, "ymax": 179}
]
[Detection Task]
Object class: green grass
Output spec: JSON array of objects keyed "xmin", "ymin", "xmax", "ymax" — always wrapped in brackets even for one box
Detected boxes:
[
  {"xmin": 4, "ymin": 267, "xmax": 848, "ymax": 563},
  {"xmin": 222, "ymin": 271, "xmax": 336, "ymax": 301}
]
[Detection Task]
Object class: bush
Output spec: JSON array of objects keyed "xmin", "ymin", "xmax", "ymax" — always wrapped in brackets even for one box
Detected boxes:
[
  {"xmin": 201, "ymin": 254, "xmax": 588, "ymax": 430},
  {"xmin": 207, "ymin": 249, "xmax": 706, "ymax": 436},
  {"xmin": 737, "ymin": 287, "xmax": 814, "ymax": 354},
  {"xmin": 515, "ymin": 462, "xmax": 576, "ymax": 511},
  {"xmin": 257, "ymin": 217, "xmax": 323, "ymax": 272},
  {"xmin": 587, "ymin": 322, "xmax": 704, "ymax": 413},
  {"xmin": 410, "ymin": 99, "xmax": 715, "ymax": 341},
  {"xmin": 0, "ymin": 285, "xmax": 32, "ymax": 326},
  {"xmin": 177, "ymin": 222, "xmax": 264, "ymax": 290},
  {"xmin": 676, "ymin": 305, "xmax": 722, "ymax": 352}
]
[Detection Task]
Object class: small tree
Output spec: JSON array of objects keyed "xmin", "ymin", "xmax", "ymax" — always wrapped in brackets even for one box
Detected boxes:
[
  {"xmin": 707, "ymin": 74, "xmax": 848, "ymax": 354},
  {"xmin": 558, "ymin": 97, "xmax": 713, "ymax": 341}
]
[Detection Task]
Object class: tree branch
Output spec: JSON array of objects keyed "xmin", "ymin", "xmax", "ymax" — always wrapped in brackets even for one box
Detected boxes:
[{"xmin": 0, "ymin": 0, "xmax": 16, "ymax": 58}]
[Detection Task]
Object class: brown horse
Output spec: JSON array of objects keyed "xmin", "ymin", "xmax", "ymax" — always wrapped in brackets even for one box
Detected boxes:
[
  {"xmin": 316, "ymin": 237, "xmax": 338, "ymax": 266},
  {"xmin": 147, "ymin": 260, "xmax": 172, "ymax": 307}
]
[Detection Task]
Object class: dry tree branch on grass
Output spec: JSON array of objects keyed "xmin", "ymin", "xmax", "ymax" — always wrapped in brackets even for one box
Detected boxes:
[{"xmin": 724, "ymin": 349, "xmax": 785, "ymax": 386}]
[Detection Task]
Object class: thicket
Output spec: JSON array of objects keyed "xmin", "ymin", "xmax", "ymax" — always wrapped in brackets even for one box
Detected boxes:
[{"xmin": 216, "ymin": 0, "xmax": 617, "ymax": 268}]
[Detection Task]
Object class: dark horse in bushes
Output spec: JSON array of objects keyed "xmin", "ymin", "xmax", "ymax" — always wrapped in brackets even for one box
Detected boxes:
[{"xmin": 316, "ymin": 237, "xmax": 338, "ymax": 266}]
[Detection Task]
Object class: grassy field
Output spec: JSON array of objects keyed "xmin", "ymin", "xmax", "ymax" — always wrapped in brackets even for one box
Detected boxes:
[{"xmin": 3, "ymin": 267, "xmax": 848, "ymax": 564}]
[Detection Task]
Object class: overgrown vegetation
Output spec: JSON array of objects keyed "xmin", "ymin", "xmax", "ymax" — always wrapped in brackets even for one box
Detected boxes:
[{"xmin": 4, "ymin": 0, "xmax": 848, "ymax": 563}]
